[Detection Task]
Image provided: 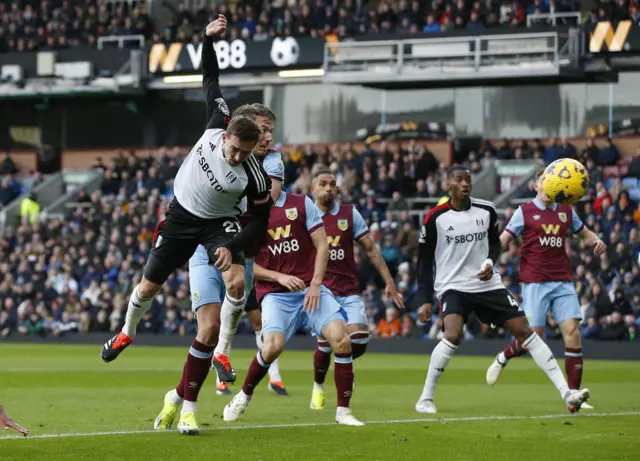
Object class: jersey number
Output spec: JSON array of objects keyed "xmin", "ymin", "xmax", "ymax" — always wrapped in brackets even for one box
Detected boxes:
[
  {"xmin": 215, "ymin": 40, "xmax": 247, "ymax": 70},
  {"xmin": 330, "ymin": 249, "xmax": 345, "ymax": 261},
  {"xmin": 223, "ymin": 220, "xmax": 240, "ymax": 234}
]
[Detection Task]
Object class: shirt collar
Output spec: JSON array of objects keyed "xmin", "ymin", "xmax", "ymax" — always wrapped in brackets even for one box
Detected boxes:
[
  {"xmin": 533, "ymin": 196, "xmax": 557, "ymax": 211},
  {"xmin": 275, "ymin": 192, "xmax": 286, "ymax": 207}
]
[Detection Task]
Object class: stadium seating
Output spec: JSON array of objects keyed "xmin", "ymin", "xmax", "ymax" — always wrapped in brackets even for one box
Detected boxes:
[
  {"xmin": 0, "ymin": 0, "xmax": 584, "ymax": 52},
  {"xmin": 0, "ymin": 138, "xmax": 638, "ymax": 342}
]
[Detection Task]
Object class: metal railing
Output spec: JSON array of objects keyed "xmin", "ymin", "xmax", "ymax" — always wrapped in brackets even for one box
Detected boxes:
[
  {"xmin": 526, "ymin": 12, "xmax": 582, "ymax": 27},
  {"xmin": 323, "ymin": 31, "xmax": 574, "ymax": 83},
  {"xmin": 97, "ymin": 35, "xmax": 145, "ymax": 50}
]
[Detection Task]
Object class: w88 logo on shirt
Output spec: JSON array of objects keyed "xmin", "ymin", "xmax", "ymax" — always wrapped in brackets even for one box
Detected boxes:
[{"xmin": 267, "ymin": 225, "xmax": 299, "ymax": 255}]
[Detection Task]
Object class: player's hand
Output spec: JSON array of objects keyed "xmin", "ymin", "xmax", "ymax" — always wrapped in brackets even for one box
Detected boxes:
[
  {"xmin": 0, "ymin": 405, "xmax": 28, "ymax": 437},
  {"xmin": 477, "ymin": 261, "xmax": 494, "ymax": 281},
  {"xmin": 385, "ymin": 281, "xmax": 405, "ymax": 309},
  {"xmin": 593, "ymin": 239, "xmax": 607, "ymax": 256},
  {"xmin": 418, "ymin": 303, "xmax": 432, "ymax": 324},
  {"xmin": 206, "ymin": 14, "xmax": 227, "ymax": 37},
  {"xmin": 276, "ymin": 273, "xmax": 306, "ymax": 292},
  {"xmin": 303, "ymin": 282, "xmax": 321, "ymax": 313},
  {"xmin": 214, "ymin": 247, "xmax": 232, "ymax": 272}
]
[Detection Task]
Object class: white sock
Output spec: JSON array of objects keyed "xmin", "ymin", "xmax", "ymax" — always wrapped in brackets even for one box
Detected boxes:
[
  {"xmin": 497, "ymin": 351, "xmax": 507, "ymax": 364},
  {"xmin": 314, "ymin": 382, "xmax": 325, "ymax": 391},
  {"xmin": 419, "ymin": 338, "xmax": 458, "ymax": 401},
  {"xmin": 122, "ymin": 285, "xmax": 154, "ymax": 337},
  {"xmin": 182, "ymin": 400, "xmax": 196, "ymax": 415},
  {"xmin": 256, "ymin": 331, "xmax": 282, "ymax": 382},
  {"xmin": 523, "ymin": 332, "xmax": 570, "ymax": 398},
  {"xmin": 214, "ymin": 293, "xmax": 246, "ymax": 356},
  {"xmin": 169, "ymin": 389, "xmax": 183, "ymax": 406}
]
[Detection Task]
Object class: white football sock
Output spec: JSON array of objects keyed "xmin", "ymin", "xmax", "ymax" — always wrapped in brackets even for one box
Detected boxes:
[
  {"xmin": 256, "ymin": 331, "xmax": 282, "ymax": 382},
  {"xmin": 419, "ymin": 338, "xmax": 458, "ymax": 401},
  {"xmin": 214, "ymin": 293, "xmax": 245, "ymax": 356},
  {"xmin": 523, "ymin": 332, "xmax": 570, "ymax": 398},
  {"xmin": 169, "ymin": 389, "xmax": 183, "ymax": 406},
  {"xmin": 122, "ymin": 285, "xmax": 154, "ymax": 337},
  {"xmin": 182, "ymin": 400, "xmax": 196, "ymax": 415}
]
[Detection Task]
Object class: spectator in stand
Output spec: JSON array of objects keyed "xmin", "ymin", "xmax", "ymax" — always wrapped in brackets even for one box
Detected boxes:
[
  {"xmin": 598, "ymin": 137, "xmax": 620, "ymax": 166},
  {"xmin": 580, "ymin": 137, "xmax": 600, "ymax": 165},
  {"xmin": 0, "ymin": 152, "xmax": 19, "ymax": 175},
  {"xmin": 0, "ymin": 176, "xmax": 21, "ymax": 206}
]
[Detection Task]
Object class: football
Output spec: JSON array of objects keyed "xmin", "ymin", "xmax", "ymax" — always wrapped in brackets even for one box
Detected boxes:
[{"xmin": 541, "ymin": 158, "xmax": 589, "ymax": 205}]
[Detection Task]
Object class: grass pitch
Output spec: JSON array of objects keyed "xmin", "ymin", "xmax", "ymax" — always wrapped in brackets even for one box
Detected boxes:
[{"xmin": 1, "ymin": 343, "xmax": 639, "ymax": 460}]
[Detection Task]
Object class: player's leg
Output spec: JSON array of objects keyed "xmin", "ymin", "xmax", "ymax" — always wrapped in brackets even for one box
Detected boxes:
[
  {"xmin": 210, "ymin": 262, "xmax": 245, "ymax": 383},
  {"xmin": 311, "ymin": 295, "xmax": 367, "ymax": 409},
  {"xmin": 486, "ymin": 283, "xmax": 549, "ymax": 385},
  {"xmin": 552, "ymin": 283, "xmax": 592, "ymax": 410},
  {"xmin": 495, "ymin": 290, "xmax": 590, "ymax": 411},
  {"xmin": 155, "ymin": 260, "xmax": 224, "ymax": 433},
  {"xmin": 101, "ymin": 225, "xmax": 197, "ymax": 362},
  {"xmin": 223, "ymin": 292, "xmax": 301, "ymax": 422},
  {"xmin": 416, "ymin": 292, "xmax": 467, "ymax": 414},
  {"xmin": 247, "ymin": 295, "xmax": 287, "ymax": 396},
  {"xmin": 313, "ymin": 286, "xmax": 363, "ymax": 426}
]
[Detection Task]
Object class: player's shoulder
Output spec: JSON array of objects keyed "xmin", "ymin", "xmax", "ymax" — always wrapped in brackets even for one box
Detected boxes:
[
  {"xmin": 423, "ymin": 201, "xmax": 451, "ymax": 226},
  {"xmin": 242, "ymin": 155, "xmax": 270, "ymax": 194},
  {"xmin": 470, "ymin": 197, "xmax": 497, "ymax": 213},
  {"xmin": 205, "ymin": 127, "xmax": 225, "ymax": 140}
]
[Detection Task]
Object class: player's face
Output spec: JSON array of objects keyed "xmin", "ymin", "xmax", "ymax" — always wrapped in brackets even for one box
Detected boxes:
[
  {"xmin": 312, "ymin": 173, "xmax": 337, "ymax": 205},
  {"xmin": 224, "ymin": 134, "xmax": 256, "ymax": 166},
  {"xmin": 253, "ymin": 116, "xmax": 274, "ymax": 156},
  {"xmin": 447, "ymin": 170, "xmax": 472, "ymax": 199}
]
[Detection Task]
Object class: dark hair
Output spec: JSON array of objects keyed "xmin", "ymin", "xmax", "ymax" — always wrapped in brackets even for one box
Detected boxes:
[
  {"xmin": 313, "ymin": 168, "xmax": 334, "ymax": 179},
  {"xmin": 446, "ymin": 164, "xmax": 470, "ymax": 177},
  {"xmin": 535, "ymin": 167, "xmax": 546, "ymax": 180},
  {"xmin": 226, "ymin": 116, "xmax": 262, "ymax": 143},
  {"xmin": 232, "ymin": 103, "xmax": 277, "ymax": 122}
]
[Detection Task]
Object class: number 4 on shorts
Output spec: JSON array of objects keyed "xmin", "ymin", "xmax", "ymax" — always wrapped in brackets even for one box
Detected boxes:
[{"xmin": 507, "ymin": 293, "xmax": 522, "ymax": 311}]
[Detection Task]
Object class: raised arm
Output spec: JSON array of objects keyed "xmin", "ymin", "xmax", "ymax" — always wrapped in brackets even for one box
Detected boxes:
[{"xmin": 203, "ymin": 15, "xmax": 230, "ymax": 130}]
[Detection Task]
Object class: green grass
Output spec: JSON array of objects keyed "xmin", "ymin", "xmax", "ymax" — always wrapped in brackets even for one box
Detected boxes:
[{"xmin": 1, "ymin": 343, "xmax": 639, "ymax": 460}]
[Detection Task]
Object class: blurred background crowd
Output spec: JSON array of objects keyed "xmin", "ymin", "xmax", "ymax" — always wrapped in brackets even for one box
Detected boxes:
[
  {"xmin": 0, "ymin": 0, "xmax": 598, "ymax": 53},
  {"xmin": 1, "ymin": 135, "xmax": 639, "ymax": 342}
]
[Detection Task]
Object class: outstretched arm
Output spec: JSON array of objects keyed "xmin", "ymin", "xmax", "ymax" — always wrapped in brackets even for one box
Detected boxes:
[
  {"xmin": 203, "ymin": 15, "xmax": 230, "ymax": 130},
  {"xmin": 359, "ymin": 235, "xmax": 404, "ymax": 308}
]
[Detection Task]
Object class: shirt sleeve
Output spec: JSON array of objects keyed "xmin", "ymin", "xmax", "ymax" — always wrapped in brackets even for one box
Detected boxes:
[
  {"xmin": 201, "ymin": 34, "xmax": 230, "ymax": 131},
  {"xmin": 415, "ymin": 213, "xmax": 438, "ymax": 306},
  {"xmin": 263, "ymin": 152, "xmax": 285, "ymax": 184},
  {"xmin": 304, "ymin": 196, "xmax": 324, "ymax": 234},
  {"xmin": 571, "ymin": 207, "xmax": 585, "ymax": 234},
  {"xmin": 504, "ymin": 206, "xmax": 525, "ymax": 238},
  {"xmin": 352, "ymin": 207, "xmax": 369, "ymax": 241}
]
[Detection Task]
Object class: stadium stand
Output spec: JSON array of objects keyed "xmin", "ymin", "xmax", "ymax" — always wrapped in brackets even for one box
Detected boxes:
[
  {"xmin": 0, "ymin": 0, "xmax": 585, "ymax": 52},
  {"xmin": 0, "ymin": 138, "xmax": 638, "ymax": 342}
]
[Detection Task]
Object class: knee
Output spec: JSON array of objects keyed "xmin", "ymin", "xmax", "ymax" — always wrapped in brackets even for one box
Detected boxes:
[
  {"xmin": 562, "ymin": 320, "xmax": 581, "ymax": 348},
  {"xmin": 138, "ymin": 278, "xmax": 160, "ymax": 299},
  {"xmin": 261, "ymin": 333, "xmax": 284, "ymax": 362},
  {"xmin": 196, "ymin": 305, "xmax": 220, "ymax": 344},
  {"xmin": 330, "ymin": 333, "xmax": 352, "ymax": 355},
  {"xmin": 226, "ymin": 273, "xmax": 245, "ymax": 300}
]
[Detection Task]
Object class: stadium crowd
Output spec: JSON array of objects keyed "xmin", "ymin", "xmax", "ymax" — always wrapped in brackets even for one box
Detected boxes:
[
  {"xmin": 0, "ymin": 137, "xmax": 639, "ymax": 343},
  {"xmin": 0, "ymin": 0, "xmax": 588, "ymax": 53}
]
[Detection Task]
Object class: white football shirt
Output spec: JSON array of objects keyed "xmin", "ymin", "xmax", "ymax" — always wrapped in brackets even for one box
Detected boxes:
[{"xmin": 173, "ymin": 128, "xmax": 269, "ymax": 220}]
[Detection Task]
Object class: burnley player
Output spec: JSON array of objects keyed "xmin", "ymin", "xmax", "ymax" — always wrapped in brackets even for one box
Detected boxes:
[
  {"xmin": 187, "ymin": 103, "xmax": 288, "ymax": 396},
  {"xmin": 414, "ymin": 165, "xmax": 590, "ymax": 414},
  {"xmin": 101, "ymin": 16, "xmax": 272, "ymax": 369},
  {"xmin": 223, "ymin": 190, "xmax": 363, "ymax": 426},
  {"xmin": 309, "ymin": 169, "xmax": 404, "ymax": 410},
  {"xmin": 486, "ymin": 168, "xmax": 605, "ymax": 411},
  {"xmin": 0, "ymin": 403, "xmax": 28, "ymax": 437}
]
